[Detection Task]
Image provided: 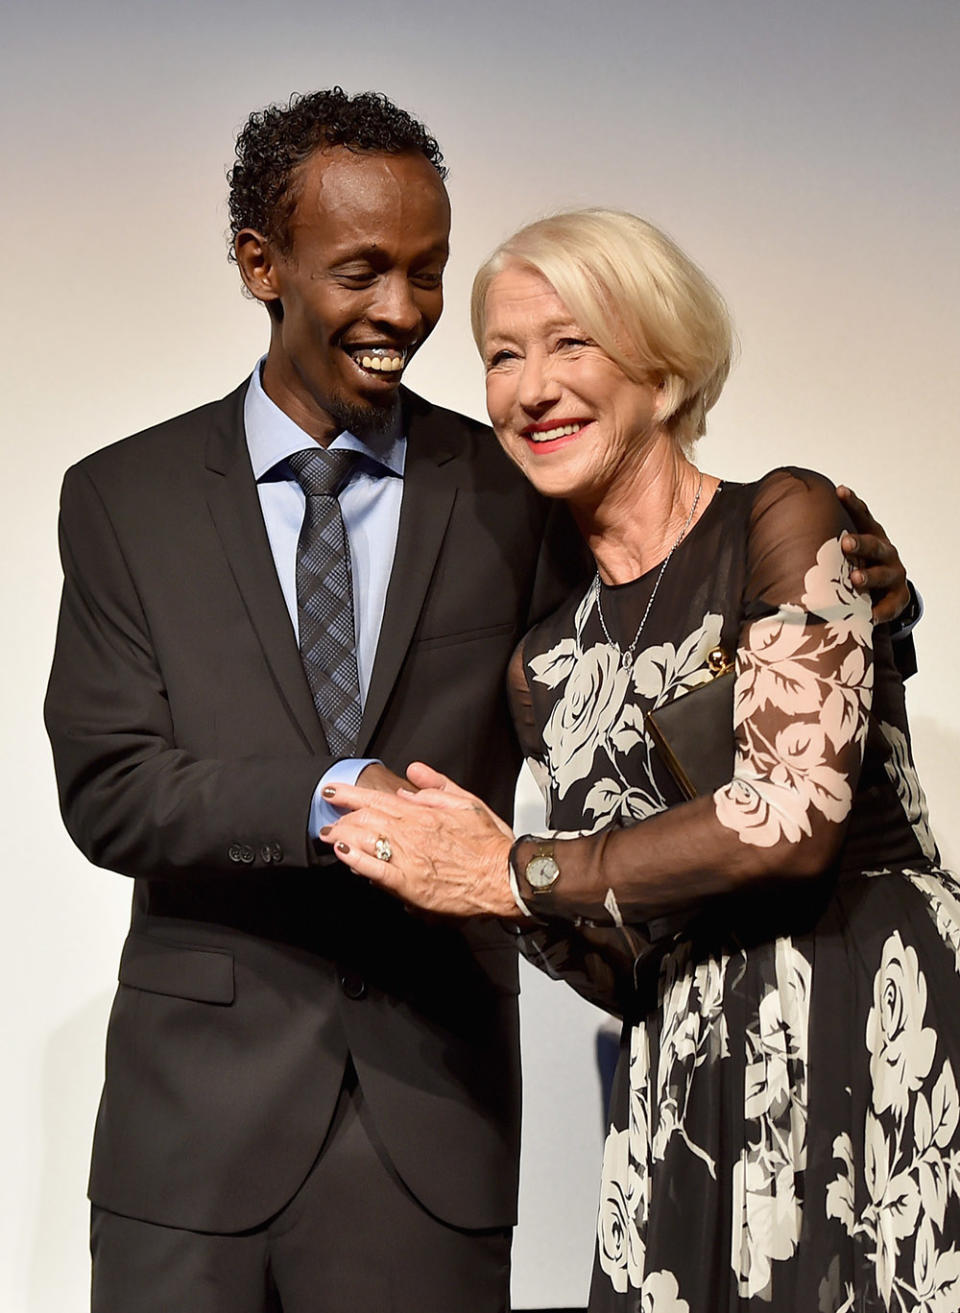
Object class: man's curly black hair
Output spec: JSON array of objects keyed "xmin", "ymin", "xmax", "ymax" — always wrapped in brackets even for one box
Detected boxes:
[{"xmin": 227, "ymin": 88, "xmax": 447, "ymax": 262}]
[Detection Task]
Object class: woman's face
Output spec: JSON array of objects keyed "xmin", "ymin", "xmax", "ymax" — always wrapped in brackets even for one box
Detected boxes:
[{"xmin": 482, "ymin": 264, "xmax": 663, "ymax": 505}]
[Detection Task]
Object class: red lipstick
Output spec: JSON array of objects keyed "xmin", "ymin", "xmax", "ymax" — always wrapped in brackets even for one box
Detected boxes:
[{"xmin": 519, "ymin": 418, "xmax": 593, "ymax": 455}]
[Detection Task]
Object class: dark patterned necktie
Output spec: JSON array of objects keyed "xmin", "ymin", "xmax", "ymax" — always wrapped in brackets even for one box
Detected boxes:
[{"xmin": 287, "ymin": 448, "xmax": 362, "ymax": 756}]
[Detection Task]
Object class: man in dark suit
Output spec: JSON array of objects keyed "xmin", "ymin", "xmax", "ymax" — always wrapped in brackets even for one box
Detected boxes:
[
  {"xmin": 44, "ymin": 89, "xmax": 581, "ymax": 1313},
  {"xmin": 45, "ymin": 88, "xmax": 911, "ymax": 1312}
]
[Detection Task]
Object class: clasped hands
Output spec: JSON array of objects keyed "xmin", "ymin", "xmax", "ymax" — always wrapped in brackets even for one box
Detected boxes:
[
  {"xmin": 319, "ymin": 763, "xmax": 523, "ymax": 920},
  {"xmin": 319, "ymin": 486, "xmax": 908, "ymax": 916}
]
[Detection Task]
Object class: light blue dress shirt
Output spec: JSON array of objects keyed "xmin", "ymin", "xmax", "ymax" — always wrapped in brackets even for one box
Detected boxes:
[{"xmin": 243, "ymin": 364, "xmax": 403, "ymax": 833}]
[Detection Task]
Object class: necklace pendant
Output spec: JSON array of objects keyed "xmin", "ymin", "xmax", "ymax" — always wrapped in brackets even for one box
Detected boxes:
[{"xmin": 622, "ymin": 650, "xmax": 634, "ymax": 668}]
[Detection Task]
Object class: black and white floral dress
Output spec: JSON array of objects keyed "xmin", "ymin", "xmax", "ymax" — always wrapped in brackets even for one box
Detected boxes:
[{"xmin": 508, "ymin": 469, "xmax": 960, "ymax": 1313}]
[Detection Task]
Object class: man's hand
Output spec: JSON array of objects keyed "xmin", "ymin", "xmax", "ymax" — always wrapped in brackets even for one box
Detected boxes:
[
  {"xmin": 356, "ymin": 762, "xmax": 417, "ymax": 795},
  {"xmin": 837, "ymin": 485, "xmax": 910, "ymax": 623}
]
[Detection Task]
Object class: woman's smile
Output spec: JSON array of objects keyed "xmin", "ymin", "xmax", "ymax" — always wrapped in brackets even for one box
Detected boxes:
[
  {"xmin": 520, "ymin": 418, "xmax": 595, "ymax": 453},
  {"xmin": 482, "ymin": 264, "xmax": 663, "ymax": 504}
]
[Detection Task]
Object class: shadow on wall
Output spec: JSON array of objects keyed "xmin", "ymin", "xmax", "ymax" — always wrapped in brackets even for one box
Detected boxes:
[
  {"xmin": 28, "ymin": 991, "xmax": 114, "ymax": 1312},
  {"xmin": 596, "ymin": 1016, "xmax": 621, "ymax": 1128}
]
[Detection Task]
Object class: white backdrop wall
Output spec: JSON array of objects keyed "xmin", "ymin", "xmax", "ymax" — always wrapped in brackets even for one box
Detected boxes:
[{"xmin": 3, "ymin": 2, "xmax": 958, "ymax": 1308}]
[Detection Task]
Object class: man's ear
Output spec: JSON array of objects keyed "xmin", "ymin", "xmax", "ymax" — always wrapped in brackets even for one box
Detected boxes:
[{"xmin": 235, "ymin": 229, "xmax": 283, "ymax": 309}]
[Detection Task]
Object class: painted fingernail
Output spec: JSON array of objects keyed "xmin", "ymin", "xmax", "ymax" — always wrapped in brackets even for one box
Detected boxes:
[
  {"xmin": 335, "ymin": 841, "xmax": 350, "ymax": 854},
  {"xmin": 322, "ymin": 787, "xmax": 336, "ymax": 798},
  {"xmin": 319, "ymin": 826, "xmax": 332, "ymax": 837}
]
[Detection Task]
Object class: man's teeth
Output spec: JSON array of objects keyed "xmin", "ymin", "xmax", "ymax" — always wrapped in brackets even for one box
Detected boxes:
[
  {"xmin": 529, "ymin": 423, "xmax": 584, "ymax": 442},
  {"xmin": 352, "ymin": 349, "xmax": 406, "ymax": 373},
  {"xmin": 361, "ymin": 356, "xmax": 404, "ymax": 372}
]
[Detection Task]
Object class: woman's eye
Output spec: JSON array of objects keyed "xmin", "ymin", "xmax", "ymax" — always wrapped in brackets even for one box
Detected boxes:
[
  {"xmin": 486, "ymin": 349, "xmax": 517, "ymax": 368},
  {"xmin": 557, "ymin": 337, "xmax": 589, "ymax": 350}
]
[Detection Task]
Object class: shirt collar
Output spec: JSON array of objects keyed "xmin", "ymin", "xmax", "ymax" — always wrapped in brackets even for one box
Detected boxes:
[{"xmin": 244, "ymin": 359, "xmax": 406, "ymax": 481}]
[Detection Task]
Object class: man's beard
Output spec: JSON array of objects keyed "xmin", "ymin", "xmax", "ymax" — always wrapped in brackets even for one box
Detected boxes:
[{"xmin": 329, "ymin": 389, "xmax": 402, "ymax": 440}]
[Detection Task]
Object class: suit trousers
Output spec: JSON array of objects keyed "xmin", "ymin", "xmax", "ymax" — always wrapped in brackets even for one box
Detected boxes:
[{"xmin": 90, "ymin": 1063, "xmax": 512, "ymax": 1313}]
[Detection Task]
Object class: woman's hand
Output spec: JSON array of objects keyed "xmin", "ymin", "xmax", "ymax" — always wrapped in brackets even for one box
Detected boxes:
[
  {"xmin": 837, "ymin": 484, "xmax": 910, "ymax": 622},
  {"xmin": 319, "ymin": 763, "xmax": 522, "ymax": 919}
]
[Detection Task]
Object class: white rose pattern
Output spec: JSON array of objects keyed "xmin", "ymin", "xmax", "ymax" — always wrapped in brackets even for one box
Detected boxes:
[
  {"xmin": 517, "ymin": 484, "xmax": 958, "ymax": 1310},
  {"xmin": 879, "ymin": 720, "xmax": 938, "ymax": 861},
  {"xmin": 530, "ymin": 598, "xmax": 725, "ymax": 825},
  {"xmin": 714, "ymin": 538, "xmax": 873, "ymax": 847},
  {"xmin": 866, "ymin": 931, "xmax": 937, "ymax": 1120},
  {"xmin": 824, "ymin": 926, "xmax": 960, "ymax": 1312},
  {"xmin": 907, "ymin": 867, "xmax": 960, "ymax": 976},
  {"xmin": 730, "ymin": 939, "xmax": 810, "ymax": 1298},
  {"xmin": 597, "ymin": 1127, "xmax": 641, "ymax": 1294},
  {"xmin": 541, "ymin": 644, "xmax": 633, "ymax": 801},
  {"xmin": 596, "ymin": 934, "xmax": 812, "ymax": 1303},
  {"xmin": 639, "ymin": 1271, "xmax": 691, "ymax": 1312}
]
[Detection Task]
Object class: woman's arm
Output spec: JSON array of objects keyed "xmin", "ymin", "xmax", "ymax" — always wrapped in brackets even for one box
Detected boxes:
[
  {"xmin": 512, "ymin": 469, "xmax": 874, "ymax": 920},
  {"xmin": 322, "ymin": 472, "xmax": 873, "ymax": 935}
]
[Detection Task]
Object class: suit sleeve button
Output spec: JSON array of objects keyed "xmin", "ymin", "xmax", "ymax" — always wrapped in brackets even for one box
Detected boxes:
[
  {"xmin": 228, "ymin": 844, "xmax": 243, "ymax": 863},
  {"xmin": 271, "ymin": 843, "xmax": 283, "ymax": 863},
  {"xmin": 339, "ymin": 972, "xmax": 366, "ymax": 1000},
  {"xmin": 239, "ymin": 844, "xmax": 256, "ymax": 864},
  {"xmin": 259, "ymin": 845, "xmax": 274, "ymax": 864}
]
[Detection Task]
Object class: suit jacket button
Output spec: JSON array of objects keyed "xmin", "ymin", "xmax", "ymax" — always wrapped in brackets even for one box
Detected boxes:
[
  {"xmin": 239, "ymin": 844, "xmax": 255, "ymax": 864},
  {"xmin": 228, "ymin": 844, "xmax": 243, "ymax": 863},
  {"xmin": 340, "ymin": 972, "xmax": 366, "ymax": 1000}
]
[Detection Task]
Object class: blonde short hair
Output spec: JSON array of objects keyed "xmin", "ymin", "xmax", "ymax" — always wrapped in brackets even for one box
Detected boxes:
[{"xmin": 471, "ymin": 210, "xmax": 733, "ymax": 449}]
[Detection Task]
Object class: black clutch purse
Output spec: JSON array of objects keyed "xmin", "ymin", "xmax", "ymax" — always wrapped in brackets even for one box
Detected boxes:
[{"xmin": 645, "ymin": 647, "xmax": 736, "ymax": 799}]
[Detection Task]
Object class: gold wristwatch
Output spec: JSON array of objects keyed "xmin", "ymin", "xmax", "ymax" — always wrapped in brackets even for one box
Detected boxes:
[{"xmin": 524, "ymin": 842, "xmax": 560, "ymax": 893}]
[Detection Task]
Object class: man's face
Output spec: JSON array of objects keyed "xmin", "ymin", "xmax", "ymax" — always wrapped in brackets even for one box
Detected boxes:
[{"xmin": 250, "ymin": 147, "xmax": 451, "ymax": 441}]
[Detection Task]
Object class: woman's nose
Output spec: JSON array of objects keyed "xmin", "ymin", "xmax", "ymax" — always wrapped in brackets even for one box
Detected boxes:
[{"xmin": 517, "ymin": 353, "xmax": 560, "ymax": 413}]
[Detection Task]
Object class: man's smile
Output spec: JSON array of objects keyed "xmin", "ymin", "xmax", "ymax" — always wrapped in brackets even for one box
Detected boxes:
[{"xmin": 343, "ymin": 344, "xmax": 411, "ymax": 379}]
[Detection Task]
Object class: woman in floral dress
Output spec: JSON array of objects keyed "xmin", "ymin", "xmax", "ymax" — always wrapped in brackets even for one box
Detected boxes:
[{"xmin": 321, "ymin": 211, "xmax": 959, "ymax": 1312}]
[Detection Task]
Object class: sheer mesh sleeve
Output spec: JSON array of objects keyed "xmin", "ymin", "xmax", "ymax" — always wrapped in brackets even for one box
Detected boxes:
[
  {"xmin": 512, "ymin": 470, "xmax": 874, "ymax": 924},
  {"xmin": 507, "ymin": 636, "xmax": 654, "ymax": 1015}
]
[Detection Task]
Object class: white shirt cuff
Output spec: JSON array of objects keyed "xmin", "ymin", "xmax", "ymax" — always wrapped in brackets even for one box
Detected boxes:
[
  {"xmin": 309, "ymin": 758, "xmax": 381, "ymax": 834},
  {"xmin": 507, "ymin": 855, "xmax": 534, "ymax": 918}
]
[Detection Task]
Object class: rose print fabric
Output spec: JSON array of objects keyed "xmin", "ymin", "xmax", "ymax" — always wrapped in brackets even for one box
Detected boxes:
[{"xmin": 508, "ymin": 469, "xmax": 958, "ymax": 1311}]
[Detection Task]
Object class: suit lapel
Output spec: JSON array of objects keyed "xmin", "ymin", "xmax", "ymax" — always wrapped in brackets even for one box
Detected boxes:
[
  {"xmin": 357, "ymin": 391, "xmax": 459, "ymax": 750},
  {"xmin": 204, "ymin": 384, "xmax": 330, "ymax": 756}
]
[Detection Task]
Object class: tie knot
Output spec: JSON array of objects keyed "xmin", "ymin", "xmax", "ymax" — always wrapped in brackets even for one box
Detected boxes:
[{"xmin": 288, "ymin": 448, "xmax": 357, "ymax": 498}]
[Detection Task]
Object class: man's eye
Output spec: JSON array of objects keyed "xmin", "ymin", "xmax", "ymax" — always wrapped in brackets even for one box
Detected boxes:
[
  {"xmin": 412, "ymin": 270, "xmax": 443, "ymax": 290},
  {"xmin": 336, "ymin": 269, "xmax": 377, "ymax": 287}
]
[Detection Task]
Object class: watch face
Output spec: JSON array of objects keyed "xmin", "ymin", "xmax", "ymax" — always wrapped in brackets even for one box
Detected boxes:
[{"xmin": 526, "ymin": 854, "xmax": 560, "ymax": 891}]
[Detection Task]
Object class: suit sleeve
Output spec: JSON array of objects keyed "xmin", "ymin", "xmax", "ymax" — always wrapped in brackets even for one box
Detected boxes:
[
  {"xmin": 44, "ymin": 465, "xmax": 333, "ymax": 878},
  {"xmin": 888, "ymin": 581, "xmax": 922, "ymax": 679},
  {"xmin": 890, "ymin": 629, "xmax": 917, "ymax": 680}
]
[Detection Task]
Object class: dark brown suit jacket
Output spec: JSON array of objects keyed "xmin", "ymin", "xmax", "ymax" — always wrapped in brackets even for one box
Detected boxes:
[{"xmin": 45, "ymin": 381, "xmax": 584, "ymax": 1234}]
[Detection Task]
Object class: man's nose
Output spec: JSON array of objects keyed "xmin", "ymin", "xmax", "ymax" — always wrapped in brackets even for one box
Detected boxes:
[{"xmin": 368, "ymin": 275, "xmax": 421, "ymax": 335}]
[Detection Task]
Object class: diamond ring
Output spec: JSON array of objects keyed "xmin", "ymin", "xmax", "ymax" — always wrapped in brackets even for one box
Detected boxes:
[{"xmin": 374, "ymin": 836, "xmax": 393, "ymax": 863}]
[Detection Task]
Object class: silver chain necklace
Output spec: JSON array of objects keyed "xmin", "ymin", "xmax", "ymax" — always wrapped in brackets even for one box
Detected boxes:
[{"xmin": 593, "ymin": 470, "xmax": 704, "ymax": 669}]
